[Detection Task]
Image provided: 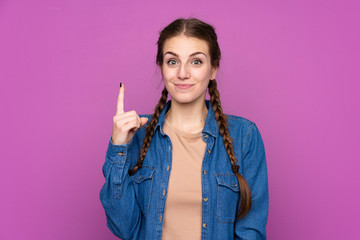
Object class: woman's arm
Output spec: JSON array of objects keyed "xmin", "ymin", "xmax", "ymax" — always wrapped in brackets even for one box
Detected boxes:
[
  {"xmin": 99, "ymin": 136, "xmax": 141, "ymax": 240},
  {"xmin": 235, "ymin": 123, "xmax": 269, "ymax": 240}
]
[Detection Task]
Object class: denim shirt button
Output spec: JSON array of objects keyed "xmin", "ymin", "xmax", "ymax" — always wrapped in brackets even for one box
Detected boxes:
[
  {"xmin": 203, "ymin": 197, "xmax": 208, "ymax": 202},
  {"xmin": 117, "ymin": 152, "xmax": 124, "ymax": 156},
  {"xmin": 202, "ymin": 223, "xmax": 207, "ymax": 228},
  {"xmin": 203, "ymin": 170, "xmax": 207, "ymax": 175},
  {"xmin": 207, "ymin": 149, "xmax": 211, "ymax": 154}
]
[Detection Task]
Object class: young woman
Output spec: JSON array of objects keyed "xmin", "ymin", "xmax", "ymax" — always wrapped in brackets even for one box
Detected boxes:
[{"xmin": 100, "ymin": 18, "xmax": 269, "ymax": 240}]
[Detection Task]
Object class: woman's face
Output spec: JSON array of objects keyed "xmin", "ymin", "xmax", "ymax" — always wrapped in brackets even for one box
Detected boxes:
[{"xmin": 160, "ymin": 35, "xmax": 218, "ymax": 104}]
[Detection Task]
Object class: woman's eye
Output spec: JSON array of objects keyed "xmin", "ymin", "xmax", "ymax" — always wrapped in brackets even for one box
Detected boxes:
[
  {"xmin": 193, "ymin": 59, "xmax": 203, "ymax": 65},
  {"xmin": 167, "ymin": 59, "xmax": 177, "ymax": 65}
]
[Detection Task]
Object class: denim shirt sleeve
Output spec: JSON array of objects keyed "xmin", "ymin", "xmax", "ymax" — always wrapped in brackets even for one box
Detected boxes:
[
  {"xmin": 235, "ymin": 123, "xmax": 269, "ymax": 240},
  {"xmin": 99, "ymin": 135, "xmax": 141, "ymax": 240}
]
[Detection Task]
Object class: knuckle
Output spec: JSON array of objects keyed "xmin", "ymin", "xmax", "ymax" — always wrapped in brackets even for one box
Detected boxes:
[
  {"xmin": 130, "ymin": 120, "xmax": 139, "ymax": 129},
  {"xmin": 115, "ymin": 121, "xmax": 124, "ymax": 130}
]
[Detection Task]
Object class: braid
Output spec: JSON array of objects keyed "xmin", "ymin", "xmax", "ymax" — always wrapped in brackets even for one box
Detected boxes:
[
  {"xmin": 128, "ymin": 87, "xmax": 168, "ymax": 176},
  {"xmin": 208, "ymin": 79, "xmax": 252, "ymax": 219}
]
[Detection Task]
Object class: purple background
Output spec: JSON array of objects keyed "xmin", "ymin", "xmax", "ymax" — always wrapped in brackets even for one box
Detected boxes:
[{"xmin": 1, "ymin": 0, "xmax": 359, "ymax": 239}]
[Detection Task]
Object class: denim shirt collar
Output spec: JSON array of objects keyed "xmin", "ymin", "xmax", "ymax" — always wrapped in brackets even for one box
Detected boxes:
[{"xmin": 155, "ymin": 99, "xmax": 219, "ymax": 138}]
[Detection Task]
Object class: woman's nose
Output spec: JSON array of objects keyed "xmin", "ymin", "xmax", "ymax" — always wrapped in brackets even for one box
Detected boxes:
[{"xmin": 177, "ymin": 64, "xmax": 190, "ymax": 79}]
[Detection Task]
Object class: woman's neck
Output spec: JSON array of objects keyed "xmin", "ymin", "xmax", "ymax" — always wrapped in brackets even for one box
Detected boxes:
[{"xmin": 165, "ymin": 97, "xmax": 208, "ymax": 134}]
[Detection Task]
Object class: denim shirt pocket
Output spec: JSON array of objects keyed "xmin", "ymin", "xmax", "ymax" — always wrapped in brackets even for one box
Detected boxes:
[
  {"xmin": 215, "ymin": 173, "xmax": 240, "ymax": 223},
  {"xmin": 130, "ymin": 167, "xmax": 156, "ymax": 217}
]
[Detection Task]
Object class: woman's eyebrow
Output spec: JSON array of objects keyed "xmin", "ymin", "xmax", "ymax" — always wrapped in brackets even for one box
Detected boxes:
[{"xmin": 164, "ymin": 51, "xmax": 207, "ymax": 58}]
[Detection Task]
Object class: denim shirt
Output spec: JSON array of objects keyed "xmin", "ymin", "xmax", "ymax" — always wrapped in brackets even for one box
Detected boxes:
[{"xmin": 100, "ymin": 99, "xmax": 269, "ymax": 240}]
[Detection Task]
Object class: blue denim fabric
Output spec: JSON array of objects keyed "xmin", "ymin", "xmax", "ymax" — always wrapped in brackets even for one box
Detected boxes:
[{"xmin": 100, "ymin": 99, "xmax": 269, "ymax": 240}]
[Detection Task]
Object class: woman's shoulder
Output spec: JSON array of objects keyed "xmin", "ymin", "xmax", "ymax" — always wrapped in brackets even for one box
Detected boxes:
[
  {"xmin": 224, "ymin": 113, "xmax": 257, "ymax": 140},
  {"xmin": 140, "ymin": 112, "xmax": 256, "ymax": 128},
  {"xmin": 225, "ymin": 113, "xmax": 255, "ymax": 127},
  {"xmin": 139, "ymin": 112, "xmax": 259, "ymax": 139}
]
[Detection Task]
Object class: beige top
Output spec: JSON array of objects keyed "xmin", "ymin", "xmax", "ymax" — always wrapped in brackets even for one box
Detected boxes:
[{"xmin": 161, "ymin": 118, "xmax": 207, "ymax": 240}]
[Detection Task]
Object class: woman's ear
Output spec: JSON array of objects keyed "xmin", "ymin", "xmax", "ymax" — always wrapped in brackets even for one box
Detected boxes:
[
  {"xmin": 210, "ymin": 66, "xmax": 218, "ymax": 80},
  {"xmin": 159, "ymin": 64, "xmax": 162, "ymax": 72}
]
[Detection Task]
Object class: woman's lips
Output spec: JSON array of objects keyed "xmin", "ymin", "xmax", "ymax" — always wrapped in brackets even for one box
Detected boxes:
[{"xmin": 175, "ymin": 84, "xmax": 195, "ymax": 89}]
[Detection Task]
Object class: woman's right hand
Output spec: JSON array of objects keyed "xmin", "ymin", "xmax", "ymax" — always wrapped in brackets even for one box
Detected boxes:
[{"xmin": 111, "ymin": 83, "xmax": 148, "ymax": 145}]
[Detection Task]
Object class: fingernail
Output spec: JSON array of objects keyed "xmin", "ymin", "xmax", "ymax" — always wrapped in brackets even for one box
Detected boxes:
[{"xmin": 120, "ymin": 82, "xmax": 122, "ymax": 88}]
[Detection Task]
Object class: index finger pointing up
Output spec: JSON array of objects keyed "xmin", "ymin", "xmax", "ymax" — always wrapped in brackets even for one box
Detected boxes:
[{"xmin": 116, "ymin": 82, "xmax": 124, "ymax": 114}]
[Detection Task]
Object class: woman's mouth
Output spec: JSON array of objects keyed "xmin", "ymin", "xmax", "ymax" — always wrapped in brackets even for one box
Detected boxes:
[{"xmin": 175, "ymin": 84, "xmax": 195, "ymax": 89}]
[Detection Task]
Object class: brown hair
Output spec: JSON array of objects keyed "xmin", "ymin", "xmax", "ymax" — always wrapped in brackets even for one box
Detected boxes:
[{"xmin": 129, "ymin": 18, "xmax": 252, "ymax": 219}]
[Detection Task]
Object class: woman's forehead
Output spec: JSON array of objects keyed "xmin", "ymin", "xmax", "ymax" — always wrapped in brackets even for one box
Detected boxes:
[{"xmin": 163, "ymin": 35, "xmax": 209, "ymax": 57}]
